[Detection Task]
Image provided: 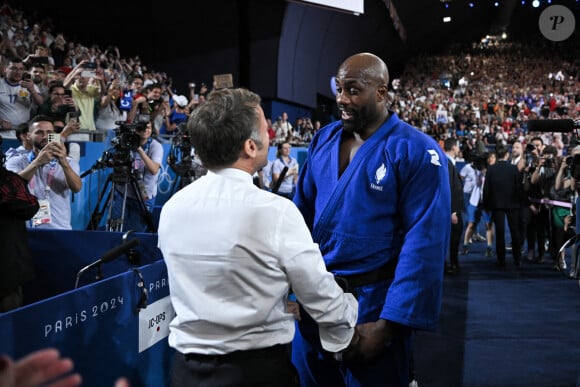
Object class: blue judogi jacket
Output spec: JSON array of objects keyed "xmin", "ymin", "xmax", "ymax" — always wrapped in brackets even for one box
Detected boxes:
[{"xmin": 293, "ymin": 112, "xmax": 450, "ymax": 330}]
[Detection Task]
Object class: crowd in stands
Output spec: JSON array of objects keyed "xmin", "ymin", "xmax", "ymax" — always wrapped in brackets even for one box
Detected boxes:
[
  {"xmin": 391, "ymin": 39, "xmax": 579, "ymax": 160},
  {"xmin": 388, "ymin": 38, "xmax": 579, "ymax": 276}
]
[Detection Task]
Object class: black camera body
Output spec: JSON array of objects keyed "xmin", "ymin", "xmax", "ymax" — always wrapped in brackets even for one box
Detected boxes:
[
  {"xmin": 111, "ymin": 117, "xmax": 147, "ymax": 153},
  {"xmin": 167, "ymin": 123, "xmax": 207, "ymax": 180},
  {"xmin": 565, "ymin": 154, "xmax": 580, "ymax": 181}
]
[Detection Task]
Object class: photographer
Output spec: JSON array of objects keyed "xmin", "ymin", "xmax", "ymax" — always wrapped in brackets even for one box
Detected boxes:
[
  {"xmin": 551, "ymin": 146, "xmax": 580, "ymax": 271},
  {"xmin": 126, "ymin": 83, "xmax": 164, "ymax": 135},
  {"xmin": 110, "ymin": 119, "xmax": 163, "ymax": 232},
  {"xmin": 522, "ymin": 137, "xmax": 549, "ymax": 262}
]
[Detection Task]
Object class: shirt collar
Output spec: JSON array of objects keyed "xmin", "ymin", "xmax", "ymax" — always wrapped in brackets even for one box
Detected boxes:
[
  {"xmin": 445, "ymin": 153, "xmax": 456, "ymax": 165},
  {"xmin": 212, "ymin": 168, "xmax": 254, "ymax": 184}
]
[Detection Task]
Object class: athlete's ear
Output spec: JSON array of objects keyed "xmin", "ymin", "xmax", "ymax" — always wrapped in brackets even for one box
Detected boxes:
[{"xmin": 377, "ymin": 83, "xmax": 388, "ymax": 102}]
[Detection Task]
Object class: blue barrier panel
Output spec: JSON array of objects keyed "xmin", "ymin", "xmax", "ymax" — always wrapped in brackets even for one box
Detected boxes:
[
  {"xmin": 74, "ymin": 142, "xmax": 308, "ymax": 230},
  {"xmin": 0, "ymin": 259, "xmax": 175, "ymax": 386},
  {"xmin": 25, "ymin": 229, "xmax": 163, "ymax": 303},
  {"xmin": 4, "ymin": 140, "xmax": 310, "ymax": 230}
]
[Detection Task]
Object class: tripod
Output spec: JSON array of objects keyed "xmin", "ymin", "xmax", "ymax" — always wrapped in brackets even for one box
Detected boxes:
[
  {"xmin": 167, "ymin": 156, "xmax": 207, "ymax": 198},
  {"xmin": 86, "ymin": 165, "xmax": 155, "ymax": 232}
]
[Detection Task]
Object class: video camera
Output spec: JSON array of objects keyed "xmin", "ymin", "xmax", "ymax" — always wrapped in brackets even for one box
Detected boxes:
[
  {"xmin": 564, "ymin": 154, "xmax": 580, "ymax": 181},
  {"xmin": 85, "ymin": 114, "xmax": 150, "ymax": 183},
  {"xmin": 167, "ymin": 123, "xmax": 207, "ymax": 180},
  {"xmin": 112, "ymin": 114, "xmax": 150, "ymax": 153}
]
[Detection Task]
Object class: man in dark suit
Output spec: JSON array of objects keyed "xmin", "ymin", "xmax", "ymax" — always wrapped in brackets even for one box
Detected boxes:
[
  {"xmin": 444, "ymin": 138, "xmax": 464, "ymax": 274},
  {"xmin": 482, "ymin": 144, "xmax": 523, "ymax": 268}
]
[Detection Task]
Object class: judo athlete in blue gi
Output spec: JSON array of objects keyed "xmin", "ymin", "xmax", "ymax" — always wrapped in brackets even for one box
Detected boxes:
[{"xmin": 291, "ymin": 52, "xmax": 451, "ymax": 386}]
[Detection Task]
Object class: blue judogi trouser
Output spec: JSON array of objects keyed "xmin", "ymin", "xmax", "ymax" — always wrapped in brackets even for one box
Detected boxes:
[{"xmin": 291, "ymin": 280, "xmax": 412, "ymax": 387}]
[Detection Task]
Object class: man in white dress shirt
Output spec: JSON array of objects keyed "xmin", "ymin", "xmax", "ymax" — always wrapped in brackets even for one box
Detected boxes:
[{"xmin": 158, "ymin": 88, "xmax": 359, "ymax": 387}]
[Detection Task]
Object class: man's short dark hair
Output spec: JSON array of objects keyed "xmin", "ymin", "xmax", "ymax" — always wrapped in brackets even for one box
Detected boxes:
[
  {"xmin": 496, "ymin": 144, "xmax": 509, "ymax": 159},
  {"xmin": 443, "ymin": 138, "xmax": 457, "ymax": 152},
  {"xmin": 187, "ymin": 88, "xmax": 262, "ymax": 170},
  {"xmin": 15, "ymin": 123, "xmax": 29, "ymax": 144},
  {"xmin": 29, "ymin": 114, "xmax": 54, "ymax": 128}
]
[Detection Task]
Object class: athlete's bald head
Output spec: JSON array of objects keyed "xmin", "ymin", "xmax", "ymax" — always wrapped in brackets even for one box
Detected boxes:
[{"xmin": 337, "ymin": 52, "xmax": 389, "ymax": 88}]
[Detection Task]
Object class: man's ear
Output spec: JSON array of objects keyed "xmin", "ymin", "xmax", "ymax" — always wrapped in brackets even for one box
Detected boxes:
[
  {"xmin": 243, "ymin": 138, "xmax": 258, "ymax": 158},
  {"xmin": 377, "ymin": 84, "xmax": 389, "ymax": 102}
]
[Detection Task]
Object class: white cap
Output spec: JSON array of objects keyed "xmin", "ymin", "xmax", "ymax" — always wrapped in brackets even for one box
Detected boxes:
[{"xmin": 172, "ymin": 95, "xmax": 188, "ymax": 107}]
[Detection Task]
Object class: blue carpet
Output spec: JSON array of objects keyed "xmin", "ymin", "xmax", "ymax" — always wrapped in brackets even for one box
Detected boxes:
[{"xmin": 414, "ymin": 240, "xmax": 580, "ymax": 387}]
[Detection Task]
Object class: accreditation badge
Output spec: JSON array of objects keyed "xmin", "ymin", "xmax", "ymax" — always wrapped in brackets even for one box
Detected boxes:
[{"xmin": 32, "ymin": 199, "xmax": 52, "ymax": 226}]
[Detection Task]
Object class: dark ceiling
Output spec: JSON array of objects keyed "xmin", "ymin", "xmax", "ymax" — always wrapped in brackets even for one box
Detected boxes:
[{"xmin": 18, "ymin": 0, "xmax": 580, "ymax": 73}]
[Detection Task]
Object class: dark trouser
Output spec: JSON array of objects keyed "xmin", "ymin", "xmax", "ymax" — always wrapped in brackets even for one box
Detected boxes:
[
  {"xmin": 519, "ymin": 206, "xmax": 530, "ymax": 251},
  {"xmin": 492, "ymin": 209, "xmax": 522, "ymax": 263},
  {"xmin": 527, "ymin": 205, "xmax": 548, "ymax": 257},
  {"xmin": 292, "ymin": 280, "xmax": 411, "ymax": 387},
  {"xmin": 170, "ymin": 344, "xmax": 299, "ymax": 387},
  {"xmin": 449, "ymin": 216, "xmax": 464, "ymax": 267}
]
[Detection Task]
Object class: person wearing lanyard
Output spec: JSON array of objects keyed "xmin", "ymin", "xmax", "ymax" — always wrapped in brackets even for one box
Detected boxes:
[
  {"xmin": 5, "ymin": 115, "xmax": 81, "ymax": 230},
  {"xmin": 272, "ymin": 142, "xmax": 299, "ymax": 199},
  {"xmin": 110, "ymin": 120, "xmax": 163, "ymax": 232}
]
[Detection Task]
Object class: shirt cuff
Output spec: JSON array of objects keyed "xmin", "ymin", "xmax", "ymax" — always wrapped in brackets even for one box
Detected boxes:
[{"xmin": 318, "ymin": 293, "xmax": 358, "ymax": 353}]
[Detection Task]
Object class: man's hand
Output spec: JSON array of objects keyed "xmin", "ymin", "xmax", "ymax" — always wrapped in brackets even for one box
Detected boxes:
[
  {"xmin": 60, "ymin": 121, "xmax": 80, "ymax": 140},
  {"xmin": 50, "ymin": 141, "xmax": 69, "ymax": 164},
  {"xmin": 286, "ymin": 300, "xmax": 301, "ymax": 321},
  {"xmin": 341, "ymin": 319, "xmax": 398, "ymax": 363},
  {"xmin": 0, "ymin": 349, "xmax": 82, "ymax": 387}
]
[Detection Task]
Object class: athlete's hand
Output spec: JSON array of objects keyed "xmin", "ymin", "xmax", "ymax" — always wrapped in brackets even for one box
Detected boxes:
[{"xmin": 342, "ymin": 319, "xmax": 398, "ymax": 363}]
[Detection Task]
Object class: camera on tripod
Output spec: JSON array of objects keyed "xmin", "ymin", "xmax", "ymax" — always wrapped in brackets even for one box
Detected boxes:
[
  {"xmin": 166, "ymin": 123, "xmax": 207, "ymax": 193},
  {"xmin": 112, "ymin": 114, "xmax": 150, "ymax": 153},
  {"xmin": 84, "ymin": 114, "xmax": 150, "ymax": 184},
  {"xmin": 85, "ymin": 114, "xmax": 155, "ymax": 232}
]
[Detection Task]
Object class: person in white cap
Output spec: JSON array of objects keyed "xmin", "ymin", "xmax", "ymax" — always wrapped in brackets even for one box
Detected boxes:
[{"xmin": 159, "ymin": 94, "xmax": 189, "ymax": 139}]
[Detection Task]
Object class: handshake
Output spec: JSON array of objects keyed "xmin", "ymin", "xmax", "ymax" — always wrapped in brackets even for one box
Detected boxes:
[{"xmin": 333, "ymin": 319, "xmax": 401, "ymax": 363}]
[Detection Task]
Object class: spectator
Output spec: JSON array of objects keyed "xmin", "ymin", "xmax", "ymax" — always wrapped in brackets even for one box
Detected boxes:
[
  {"xmin": 63, "ymin": 60, "xmax": 102, "ymax": 131},
  {"xmin": 0, "ymin": 58, "xmax": 43, "ymax": 138},
  {"xmin": 158, "ymin": 94, "xmax": 189, "ymax": 138},
  {"xmin": 36, "ymin": 81, "xmax": 77, "ymax": 121},
  {"xmin": 5, "ymin": 115, "xmax": 81, "ymax": 230},
  {"xmin": 4, "ymin": 122, "xmax": 32, "ymax": 160},
  {"xmin": 273, "ymin": 112, "xmax": 292, "ymax": 144},
  {"xmin": 95, "ymin": 75, "xmax": 125, "ymax": 137},
  {"xmin": 127, "ymin": 83, "xmax": 163, "ymax": 134},
  {"xmin": 271, "ymin": 142, "xmax": 298, "ymax": 199}
]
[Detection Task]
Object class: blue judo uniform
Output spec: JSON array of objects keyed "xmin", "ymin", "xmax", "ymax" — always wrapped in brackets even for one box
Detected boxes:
[{"xmin": 292, "ymin": 112, "xmax": 451, "ymax": 387}]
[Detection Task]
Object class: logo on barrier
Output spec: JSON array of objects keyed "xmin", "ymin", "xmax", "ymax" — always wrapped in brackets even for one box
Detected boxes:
[
  {"xmin": 138, "ymin": 296, "xmax": 176, "ymax": 353},
  {"xmin": 157, "ymin": 163, "xmax": 175, "ymax": 195},
  {"xmin": 44, "ymin": 295, "xmax": 125, "ymax": 338}
]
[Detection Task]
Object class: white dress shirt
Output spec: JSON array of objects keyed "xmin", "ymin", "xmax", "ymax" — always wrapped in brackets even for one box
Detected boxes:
[{"xmin": 158, "ymin": 168, "xmax": 357, "ymax": 355}]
